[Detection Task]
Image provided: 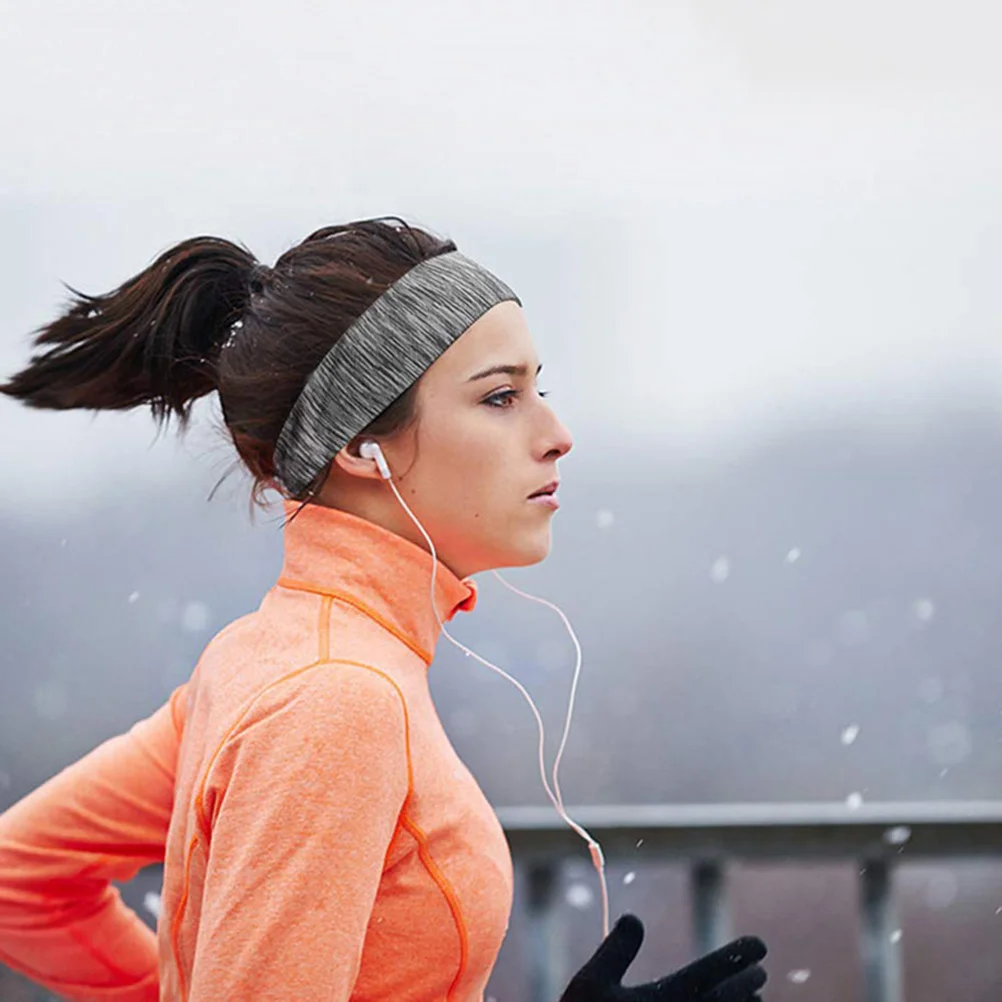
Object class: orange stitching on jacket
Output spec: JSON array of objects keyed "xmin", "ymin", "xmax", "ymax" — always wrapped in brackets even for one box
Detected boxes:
[
  {"xmin": 401, "ymin": 814, "xmax": 470, "ymax": 1001},
  {"xmin": 318, "ymin": 592, "xmax": 331, "ymax": 661},
  {"xmin": 276, "ymin": 577, "xmax": 434, "ymax": 664},
  {"xmin": 171, "ymin": 833, "xmax": 199, "ymax": 1001}
]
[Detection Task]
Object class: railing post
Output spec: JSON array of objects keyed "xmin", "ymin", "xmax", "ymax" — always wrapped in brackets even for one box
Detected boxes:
[
  {"xmin": 690, "ymin": 859, "xmax": 731, "ymax": 955},
  {"xmin": 526, "ymin": 859, "xmax": 567, "ymax": 1002},
  {"xmin": 859, "ymin": 858, "xmax": 904, "ymax": 1002}
]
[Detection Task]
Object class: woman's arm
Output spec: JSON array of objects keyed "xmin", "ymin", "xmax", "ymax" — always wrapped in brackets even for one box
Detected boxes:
[
  {"xmin": 186, "ymin": 663, "xmax": 409, "ymax": 1002},
  {"xmin": 0, "ymin": 683, "xmax": 186, "ymax": 1002}
]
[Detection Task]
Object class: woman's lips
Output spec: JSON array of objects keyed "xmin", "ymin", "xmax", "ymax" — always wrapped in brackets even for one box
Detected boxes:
[{"xmin": 528, "ymin": 493, "xmax": 560, "ymax": 510}]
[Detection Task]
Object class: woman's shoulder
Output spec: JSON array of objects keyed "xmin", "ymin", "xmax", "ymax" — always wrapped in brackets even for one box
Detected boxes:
[
  {"xmin": 232, "ymin": 658, "xmax": 408, "ymax": 743},
  {"xmin": 200, "ymin": 658, "xmax": 412, "ymax": 824}
]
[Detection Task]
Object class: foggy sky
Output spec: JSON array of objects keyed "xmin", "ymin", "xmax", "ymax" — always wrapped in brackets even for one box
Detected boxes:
[{"xmin": 2, "ymin": 0, "xmax": 1002, "ymax": 510}]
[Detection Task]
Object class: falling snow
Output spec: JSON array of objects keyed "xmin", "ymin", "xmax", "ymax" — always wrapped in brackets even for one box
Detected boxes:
[
  {"xmin": 596, "ymin": 509, "xmax": 615, "ymax": 529},
  {"xmin": 565, "ymin": 883, "xmax": 594, "ymax": 909},
  {"xmin": 181, "ymin": 600, "xmax": 211, "ymax": 632},
  {"xmin": 710, "ymin": 557, "xmax": 730, "ymax": 583},
  {"xmin": 840, "ymin": 724, "xmax": 860, "ymax": 746},
  {"xmin": 890, "ymin": 929, "xmax": 903, "ymax": 944},
  {"xmin": 128, "ymin": 591, "xmax": 140, "ymax": 604},
  {"xmin": 846, "ymin": 792, "xmax": 864, "ymax": 810},
  {"xmin": 785, "ymin": 547, "xmax": 801, "ymax": 563},
  {"xmin": 787, "ymin": 970, "xmax": 812, "ymax": 984},
  {"xmin": 883, "ymin": 826, "xmax": 912, "ymax": 847},
  {"xmin": 143, "ymin": 892, "xmax": 162, "ymax": 919},
  {"xmin": 623, "ymin": 871, "xmax": 636, "ymax": 885}
]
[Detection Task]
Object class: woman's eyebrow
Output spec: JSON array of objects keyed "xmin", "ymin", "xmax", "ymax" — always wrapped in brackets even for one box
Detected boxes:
[{"xmin": 467, "ymin": 362, "xmax": 543, "ymax": 382}]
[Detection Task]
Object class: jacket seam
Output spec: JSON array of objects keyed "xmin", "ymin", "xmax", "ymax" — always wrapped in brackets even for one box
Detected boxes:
[{"xmin": 276, "ymin": 576, "xmax": 434, "ymax": 665}]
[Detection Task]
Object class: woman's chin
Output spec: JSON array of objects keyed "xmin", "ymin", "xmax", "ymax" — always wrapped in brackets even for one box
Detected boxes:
[
  {"xmin": 465, "ymin": 526, "xmax": 554, "ymax": 575},
  {"xmin": 509, "ymin": 530, "xmax": 553, "ymax": 567}
]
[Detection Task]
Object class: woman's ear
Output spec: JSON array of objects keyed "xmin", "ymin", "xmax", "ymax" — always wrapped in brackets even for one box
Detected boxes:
[{"xmin": 332, "ymin": 440, "xmax": 386, "ymax": 480}]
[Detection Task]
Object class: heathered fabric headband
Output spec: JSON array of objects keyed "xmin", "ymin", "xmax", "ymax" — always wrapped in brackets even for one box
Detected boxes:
[{"xmin": 273, "ymin": 250, "xmax": 521, "ymax": 496}]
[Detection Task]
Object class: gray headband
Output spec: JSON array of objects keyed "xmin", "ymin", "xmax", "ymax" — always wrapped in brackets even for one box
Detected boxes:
[{"xmin": 273, "ymin": 250, "xmax": 521, "ymax": 496}]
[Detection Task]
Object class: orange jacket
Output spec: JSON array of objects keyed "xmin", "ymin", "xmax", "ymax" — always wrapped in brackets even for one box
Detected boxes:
[{"xmin": 0, "ymin": 501, "xmax": 514, "ymax": 1001}]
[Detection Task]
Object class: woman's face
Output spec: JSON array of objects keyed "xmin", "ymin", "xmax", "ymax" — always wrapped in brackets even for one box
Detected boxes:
[{"xmin": 379, "ymin": 301, "xmax": 573, "ymax": 578}]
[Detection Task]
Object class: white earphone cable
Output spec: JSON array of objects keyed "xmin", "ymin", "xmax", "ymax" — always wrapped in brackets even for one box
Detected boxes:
[{"xmin": 384, "ymin": 473, "xmax": 610, "ymax": 940}]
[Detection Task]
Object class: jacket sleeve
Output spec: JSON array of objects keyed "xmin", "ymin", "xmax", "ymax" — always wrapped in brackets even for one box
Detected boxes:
[
  {"xmin": 187, "ymin": 664, "xmax": 409, "ymax": 1002},
  {"xmin": 0, "ymin": 683, "xmax": 187, "ymax": 1002}
]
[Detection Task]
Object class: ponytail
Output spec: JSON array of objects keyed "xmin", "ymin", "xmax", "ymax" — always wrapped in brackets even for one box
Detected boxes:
[
  {"xmin": 1, "ymin": 237, "xmax": 256, "ymax": 428},
  {"xmin": 3, "ymin": 218, "xmax": 458, "ymax": 505}
]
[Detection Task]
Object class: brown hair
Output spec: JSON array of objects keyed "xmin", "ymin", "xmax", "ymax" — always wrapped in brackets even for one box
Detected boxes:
[{"xmin": 1, "ymin": 217, "xmax": 456, "ymax": 506}]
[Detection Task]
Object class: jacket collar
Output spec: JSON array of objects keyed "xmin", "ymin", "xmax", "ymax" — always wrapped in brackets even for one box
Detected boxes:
[{"xmin": 276, "ymin": 500, "xmax": 477, "ymax": 664}]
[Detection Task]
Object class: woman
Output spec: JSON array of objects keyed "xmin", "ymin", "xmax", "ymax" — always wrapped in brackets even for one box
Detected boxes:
[{"xmin": 0, "ymin": 218, "xmax": 767, "ymax": 1001}]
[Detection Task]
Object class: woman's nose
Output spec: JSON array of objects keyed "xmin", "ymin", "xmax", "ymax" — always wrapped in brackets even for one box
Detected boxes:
[{"xmin": 540, "ymin": 404, "xmax": 573, "ymax": 460}]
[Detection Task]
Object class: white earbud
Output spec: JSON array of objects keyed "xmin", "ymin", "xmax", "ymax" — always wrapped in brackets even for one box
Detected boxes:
[{"xmin": 359, "ymin": 439, "xmax": 392, "ymax": 480}]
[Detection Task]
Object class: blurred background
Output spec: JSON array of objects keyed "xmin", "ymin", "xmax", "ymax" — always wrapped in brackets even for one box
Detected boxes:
[{"xmin": 2, "ymin": 1, "xmax": 1002, "ymax": 999}]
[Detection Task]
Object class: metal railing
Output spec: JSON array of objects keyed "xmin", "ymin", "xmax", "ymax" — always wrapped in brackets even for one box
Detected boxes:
[{"xmin": 497, "ymin": 801, "xmax": 1002, "ymax": 1002}]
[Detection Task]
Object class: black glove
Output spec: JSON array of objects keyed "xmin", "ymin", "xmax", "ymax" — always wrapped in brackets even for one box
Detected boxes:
[{"xmin": 559, "ymin": 915, "xmax": 768, "ymax": 1002}]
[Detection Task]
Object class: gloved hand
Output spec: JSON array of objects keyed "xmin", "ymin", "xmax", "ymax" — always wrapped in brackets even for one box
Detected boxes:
[{"xmin": 559, "ymin": 915, "xmax": 767, "ymax": 1002}]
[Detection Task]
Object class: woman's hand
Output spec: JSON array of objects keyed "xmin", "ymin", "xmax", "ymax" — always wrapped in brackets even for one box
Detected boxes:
[{"xmin": 559, "ymin": 915, "xmax": 768, "ymax": 1002}]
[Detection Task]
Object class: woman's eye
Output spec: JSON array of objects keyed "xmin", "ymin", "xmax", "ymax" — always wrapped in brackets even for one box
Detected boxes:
[
  {"xmin": 483, "ymin": 388, "xmax": 550, "ymax": 408},
  {"xmin": 484, "ymin": 390, "xmax": 518, "ymax": 408}
]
